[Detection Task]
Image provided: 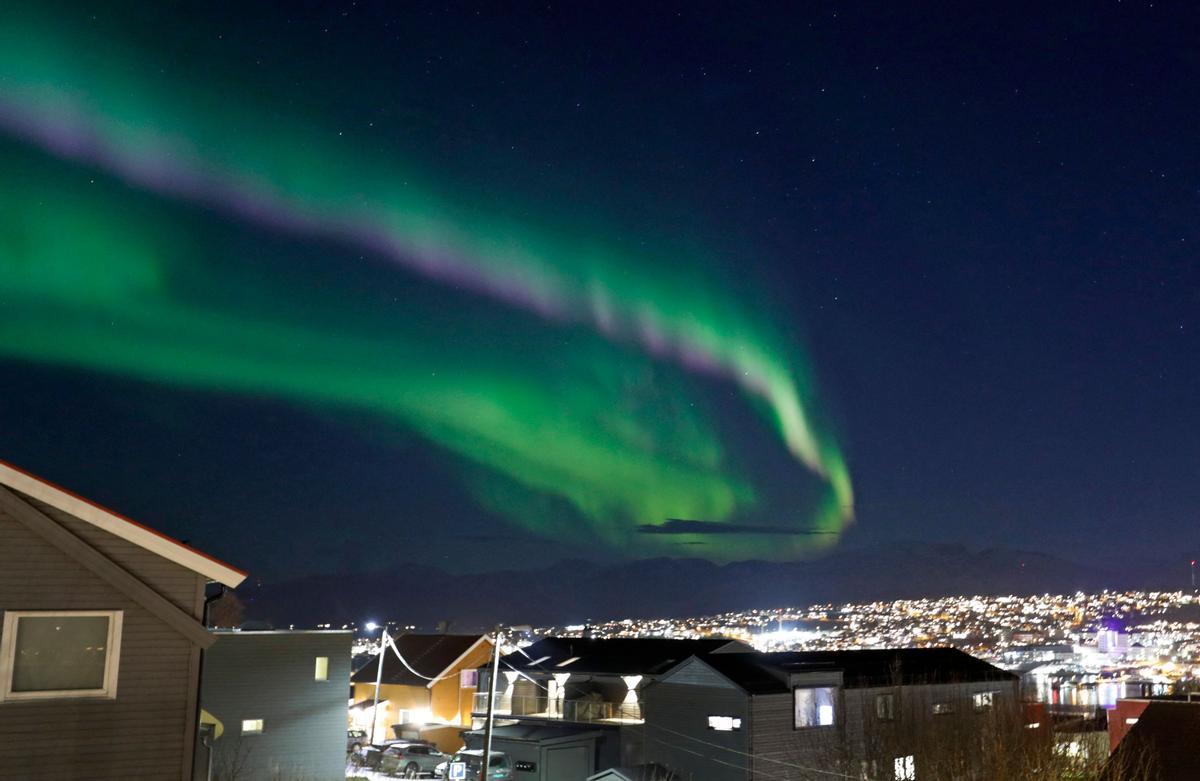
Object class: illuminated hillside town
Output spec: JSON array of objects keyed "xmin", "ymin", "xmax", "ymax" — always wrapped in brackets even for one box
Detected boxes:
[
  {"xmin": 7, "ymin": 0, "xmax": 1200, "ymax": 778},
  {"xmin": 531, "ymin": 589, "xmax": 1200, "ymax": 708}
]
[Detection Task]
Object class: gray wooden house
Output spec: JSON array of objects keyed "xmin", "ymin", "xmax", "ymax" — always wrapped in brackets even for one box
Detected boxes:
[
  {"xmin": 197, "ymin": 630, "xmax": 353, "ymax": 781},
  {"xmin": 0, "ymin": 460, "xmax": 246, "ymax": 780},
  {"xmin": 642, "ymin": 647, "xmax": 1020, "ymax": 781}
]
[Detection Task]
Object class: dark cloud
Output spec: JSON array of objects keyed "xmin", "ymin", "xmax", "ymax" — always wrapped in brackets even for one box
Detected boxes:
[{"xmin": 638, "ymin": 519, "xmax": 837, "ymax": 536}]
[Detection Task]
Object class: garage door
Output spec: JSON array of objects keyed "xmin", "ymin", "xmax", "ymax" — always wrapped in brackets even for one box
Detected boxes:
[{"xmin": 544, "ymin": 745, "xmax": 590, "ymax": 780}]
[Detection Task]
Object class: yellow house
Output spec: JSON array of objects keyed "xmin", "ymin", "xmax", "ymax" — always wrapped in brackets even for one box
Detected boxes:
[{"xmin": 350, "ymin": 633, "xmax": 492, "ymax": 753}]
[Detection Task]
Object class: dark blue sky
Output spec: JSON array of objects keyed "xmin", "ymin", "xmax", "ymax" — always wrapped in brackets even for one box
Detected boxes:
[{"xmin": 2, "ymin": 1, "xmax": 1198, "ymax": 579}]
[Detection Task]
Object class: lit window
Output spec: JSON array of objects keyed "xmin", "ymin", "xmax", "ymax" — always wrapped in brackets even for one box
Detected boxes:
[
  {"xmin": 894, "ymin": 755, "xmax": 915, "ymax": 780},
  {"xmin": 1056, "ymin": 740, "xmax": 1083, "ymax": 757},
  {"xmin": 707, "ymin": 716, "xmax": 742, "ymax": 732},
  {"xmin": 973, "ymin": 691, "xmax": 994, "ymax": 711},
  {"xmin": 461, "ymin": 669, "xmax": 479, "ymax": 688},
  {"xmin": 242, "ymin": 719, "xmax": 264, "ymax": 734},
  {"xmin": 876, "ymin": 693, "xmax": 895, "ymax": 721},
  {"xmin": 1125, "ymin": 717, "xmax": 1138, "ymax": 725},
  {"xmin": 315, "ymin": 656, "xmax": 329, "ymax": 681},
  {"xmin": 932, "ymin": 702, "xmax": 954, "ymax": 715},
  {"xmin": 794, "ymin": 687, "xmax": 837, "ymax": 728},
  {"xmin": 0, "ymin": 611, "xmax": 123, "ymax": 702}
]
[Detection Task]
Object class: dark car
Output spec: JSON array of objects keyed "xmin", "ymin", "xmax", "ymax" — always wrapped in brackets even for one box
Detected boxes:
[
  {"xmin": 378, "ymin": 742, "xmax": 447, "ymax": 777},
  {"xmin": 435, "ymin": 750, "xmax": 513, "ymax": 780}
]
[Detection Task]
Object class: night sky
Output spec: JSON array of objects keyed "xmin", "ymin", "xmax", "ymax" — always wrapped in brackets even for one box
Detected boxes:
[{"xmin": 1, "ymin": 2, "xmax": 1197, "ymax": 580}]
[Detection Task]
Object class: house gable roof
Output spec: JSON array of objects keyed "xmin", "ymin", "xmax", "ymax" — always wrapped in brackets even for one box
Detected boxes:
[
  {"xmin": 0, "ymin": 460, "xmax": 245, "ymax": 588},
  {"xmin": 1106, "ymin": 700, "xmax": 1200, "ymax": 780},
  {"xmin": 352, "ymin": 633, "xmax": 487, "ymax": 686},
  {"xmin": 502, "ymin": 637, "xmax": 748, "ymax": 677},
  {"xmin": 669, "ymin": 647, "xmax": 1017, "ymax": 694}
]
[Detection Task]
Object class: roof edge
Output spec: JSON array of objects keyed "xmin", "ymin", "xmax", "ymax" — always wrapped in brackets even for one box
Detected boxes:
[
  {"xmin": 427, "ymin": 634, "xmax": 491, "ymax": 689},
  {"xmin": 0, "ymin": 460, "xmax": 247, "ymax": 588}
]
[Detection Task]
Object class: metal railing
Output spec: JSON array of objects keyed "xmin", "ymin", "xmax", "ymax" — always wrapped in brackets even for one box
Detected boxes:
[{"xmin": 472, "ymin": 693, "xmax": 642, "ymax": 723}]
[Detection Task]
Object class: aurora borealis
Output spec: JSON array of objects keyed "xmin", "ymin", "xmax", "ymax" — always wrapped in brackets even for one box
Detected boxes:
[
  {"xmin": 4, "ymin": 0, "xmax": 1200, "ymax": 585},
  {"xmin": 0, "ymin": 4, "xmax": 851, "ymax": 561}
]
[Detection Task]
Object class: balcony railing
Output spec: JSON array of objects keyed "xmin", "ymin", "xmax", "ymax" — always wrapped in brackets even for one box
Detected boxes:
[{"xmin": 473, "ymin": 693, "xmax": 642, "ymax": 723}]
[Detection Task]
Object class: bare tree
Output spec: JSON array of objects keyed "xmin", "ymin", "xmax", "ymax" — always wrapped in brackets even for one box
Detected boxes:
[
  {"xmin": 781, "ymin": 680, "xmax": 1158, "ymax": 781},
  {"xmin": 207, "ymin": 590, "xmax": 246, "ymax": 628},
  {"xmin": 212, "ymin": 736, "xmax": 254, "ymax": 781}
]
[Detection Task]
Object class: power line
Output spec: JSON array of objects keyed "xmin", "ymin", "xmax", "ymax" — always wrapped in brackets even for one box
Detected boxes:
[
  {"xmin": 646, "ymin": 722, "xmax": 880, "ymax": 781},
  {"xmin": 646, "ymin": 734, "xmax": 827, "ymax": 781},
  {"xmin": 381, "ymin": 632, "xmax": 456, "ymax": 682},
  {"xmin": 492, "ymin": 657, "xmax": 878, "ymax": 781}
]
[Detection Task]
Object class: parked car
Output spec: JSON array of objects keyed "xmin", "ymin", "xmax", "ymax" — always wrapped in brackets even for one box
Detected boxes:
[
  {"xmin": 359, "ymin": 740, "xmax": 435, "ymax": 771},
  {"xmin": 434, "ymin": 750, "xmax": 512, "ymax": 780},
  {"xmin": 378, "ymin": 742, "xmax": 447, "ymax": 777},
  {"xmin": 347, "ymin": 729, "xmax": 368, "ymax": 755}
]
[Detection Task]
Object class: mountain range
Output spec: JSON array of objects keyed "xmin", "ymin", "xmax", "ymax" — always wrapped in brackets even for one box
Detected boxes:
[{"xmin": 240, "ymin": 543, "xmax": 1179, "ymax": 631}]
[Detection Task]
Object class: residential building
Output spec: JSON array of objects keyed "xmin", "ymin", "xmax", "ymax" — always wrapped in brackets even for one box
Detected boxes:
[
  {"xmin": 196, "ymin": 630, "xmax": 352, "ymax": 781},
  {"xmin": 470, "ymin": 637, "xmax": 750, "ymax": 779},
  {"xmin": 1105, "ymin": 696, "xmax": 1200, "ymax": 779},
  {"xmin": 641, "ymin": 647, "xmax": 1020, "ymax": 781},
  {"xmin": 0, "ymin": 460, "xmax": 246, "ymax": 780},
  {"xmin": 350, "ymin": 632, "xmax": 491, "ymax": 752}
]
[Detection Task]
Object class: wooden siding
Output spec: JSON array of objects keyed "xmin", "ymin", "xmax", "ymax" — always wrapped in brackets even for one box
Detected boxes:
[
  {"xmin": 428, "ymin": 638, "xmax": 492, "ymax": 737},
  {"xmin": 22, "ymin": 496, "xmax": 204, "ymax": 618},
  {"xmin": 199, "ymin": 632, "xmax": 353, "ymax": 781},
  {"xmin": 642, "ymin": 680, "xmax": 750, "ymax": 781},
  {"xmin": 749, "ymin": 680, "xmax": 1023, "ymax": 781},
  {"xmin": 0, "ymin": 493, "xmax": 207, "ymax": 781}
]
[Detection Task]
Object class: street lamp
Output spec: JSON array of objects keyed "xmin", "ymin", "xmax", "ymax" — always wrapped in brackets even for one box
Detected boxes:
[{"xmin": 368, "ymin": 622, "xmax": 388, "ymax": 745}]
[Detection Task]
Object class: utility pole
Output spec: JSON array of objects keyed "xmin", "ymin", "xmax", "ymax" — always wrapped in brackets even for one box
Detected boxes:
[
  {"xmin": 479, "ymin": 625, "xmax": 529, "ymax": 779},
  {"xmin": 481, "ymin": 627, "xmax": 501, "ymax": 779},
  {"xmin": 369, "ymin": 623, "xmax": 388, "ymax": 746}
]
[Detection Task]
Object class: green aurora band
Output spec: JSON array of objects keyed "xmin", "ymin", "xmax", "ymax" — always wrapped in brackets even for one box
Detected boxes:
[{"xmin": 0, "ymin": 8, "xmax": 853, "ymax": 557}]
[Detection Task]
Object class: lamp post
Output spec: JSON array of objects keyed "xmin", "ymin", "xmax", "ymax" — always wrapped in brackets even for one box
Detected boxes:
[
  {"xmin": 481, "ymin": 628, "xmax": 501, "ymax": 780},
  {"xmin": 367, "ymin": 622, "xmax": 388, "ymax": 746},
  {"xmin": 481, "ymin": 625, "xmax": 529, "ymax": 779}
]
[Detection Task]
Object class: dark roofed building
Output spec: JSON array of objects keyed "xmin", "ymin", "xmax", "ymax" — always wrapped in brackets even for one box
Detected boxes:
[
  {"xmin": 1105, "ymin": 698, "xmax": 1200, "ymax": 780},
  {"xmin": 502, "ymin": 637, "xmax": 749, "ymax": 677},
  {"xmin": 644, "ymin": 647, "xmax": 1020, "ymax": 781},
  {"xmin": 701, "ymin": 647, "xmax": 1018, "ymax": 692}
]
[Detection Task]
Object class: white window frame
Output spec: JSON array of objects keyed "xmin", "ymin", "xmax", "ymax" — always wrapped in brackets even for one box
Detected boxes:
[
  {"xmin": 793, "ymin": 686, "xmax": 838, "ymax": 729},
  {"xmin": 707, "ymin": 715, "xmax": 742, "ymax": 732},
  {"xmin": 0, "ymin": 610, "xmax": 123, "ymax": 702}
]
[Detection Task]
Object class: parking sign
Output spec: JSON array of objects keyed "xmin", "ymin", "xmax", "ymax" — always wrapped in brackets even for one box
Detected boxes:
[{"xmin": 448, "ymin": 761, "xmax": 467, "ymax": 780}]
